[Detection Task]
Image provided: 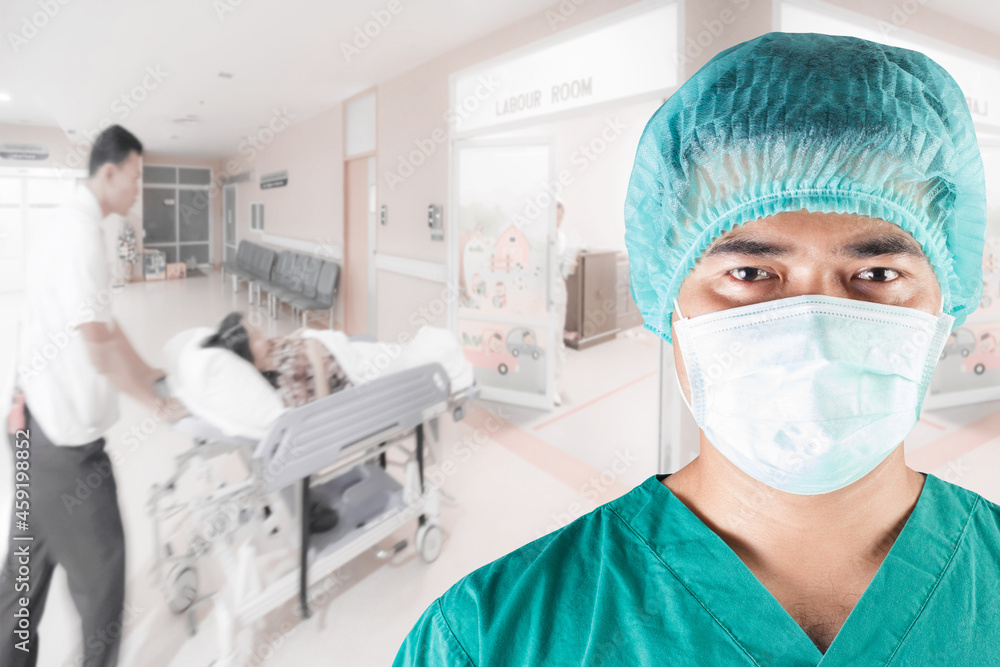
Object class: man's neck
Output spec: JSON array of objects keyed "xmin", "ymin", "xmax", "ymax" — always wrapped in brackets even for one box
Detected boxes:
[{"xmin": 663, "ymin": 440, "xmax": 925, "ymax": 651}]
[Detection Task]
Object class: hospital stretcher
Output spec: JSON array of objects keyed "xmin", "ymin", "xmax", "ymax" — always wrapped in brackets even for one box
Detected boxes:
[{"xmin": 147, "ymin": 350, "xmax": 478, "ymax": 666}]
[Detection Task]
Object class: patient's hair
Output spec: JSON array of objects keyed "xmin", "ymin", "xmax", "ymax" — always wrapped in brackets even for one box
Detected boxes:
[{"xmin": 202, "ymin": 311, "xmax": 279, "ymax": 388}]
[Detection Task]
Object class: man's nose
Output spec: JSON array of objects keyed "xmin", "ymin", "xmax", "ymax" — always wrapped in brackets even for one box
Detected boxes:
[{"xmin": 782, "ymin": 268, "xmax": 853, "ymax": 300}]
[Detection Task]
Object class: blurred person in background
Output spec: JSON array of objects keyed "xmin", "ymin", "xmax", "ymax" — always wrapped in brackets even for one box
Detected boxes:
[{"xmin": 2, "ymin": 125, "xmax": 185, "ymax": 667}]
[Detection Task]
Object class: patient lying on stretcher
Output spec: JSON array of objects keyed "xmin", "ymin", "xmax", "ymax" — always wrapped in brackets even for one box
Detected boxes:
[
  {"xmin": 202, "ymin": 311, "xmax": 353, "ymax": 408},
  {"xmin": 165, "ymin": 312, "xmax": 473, "ymax": 441},
  {"xmin": 166, "ymin": 314, "xmax": 473, "ymax": 534},
  {"xmin": 201, "ymin": 311, "xmax": 356, "ymax": 533}
]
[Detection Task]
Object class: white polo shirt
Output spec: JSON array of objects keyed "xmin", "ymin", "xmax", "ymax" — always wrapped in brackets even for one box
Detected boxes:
[{"xmin": 18, "ymin": 183, "xmax": 120, "ymax": 445}]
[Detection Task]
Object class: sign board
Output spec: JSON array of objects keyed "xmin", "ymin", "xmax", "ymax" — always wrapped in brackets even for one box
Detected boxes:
[
  {"xmin": 451, "ymin": 2, "xmax": 678, "ymax": 135},
  {"xmin": 260, "ymin": 170, "xmax": 288, "ymax": 190}
]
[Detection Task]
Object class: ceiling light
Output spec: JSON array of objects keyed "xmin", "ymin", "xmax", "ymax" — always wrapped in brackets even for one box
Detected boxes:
[{"xmin": 0, "ymin": 92, "xmax": 11, "ymax": 102}]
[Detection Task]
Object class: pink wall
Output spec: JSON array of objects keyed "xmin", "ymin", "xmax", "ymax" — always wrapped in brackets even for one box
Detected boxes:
[{"xmin": 222, "ymin": 106, "xmax": 344, "ymax": 260}]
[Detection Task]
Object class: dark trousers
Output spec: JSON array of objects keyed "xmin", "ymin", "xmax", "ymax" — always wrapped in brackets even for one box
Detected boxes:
[{"xmin": 0, "ymin": 405, "xmax": 125, "ymax": 667}]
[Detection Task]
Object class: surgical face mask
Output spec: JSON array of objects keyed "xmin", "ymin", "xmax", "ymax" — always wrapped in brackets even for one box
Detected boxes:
[{"xmin": 672, "ymin": 294, "xmax": 953, "ymax": 495}]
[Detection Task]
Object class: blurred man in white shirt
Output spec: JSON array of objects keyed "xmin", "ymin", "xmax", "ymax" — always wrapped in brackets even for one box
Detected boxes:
[{"xmin": 2, "ymin": 125, "xmax": 184, "ymax": 667}]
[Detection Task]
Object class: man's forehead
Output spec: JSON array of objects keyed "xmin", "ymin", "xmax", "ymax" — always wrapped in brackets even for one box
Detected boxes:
[{"xmin": 704, "ymin": 212, "xmax": 926, "ymax": 259}]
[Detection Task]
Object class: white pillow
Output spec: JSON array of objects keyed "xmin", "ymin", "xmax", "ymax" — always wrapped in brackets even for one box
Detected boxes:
[{"xmin": 163, "ymin": 327, "xmax": 288, "ymax": 440}]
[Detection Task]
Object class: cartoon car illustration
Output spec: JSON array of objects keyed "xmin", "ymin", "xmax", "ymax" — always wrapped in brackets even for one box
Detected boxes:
[
  {"xmin": 507, "ymin": 327, "xmax": 543, "ymax": 361},
  {"xmin": 941, "ymin": 327, "xmax": 976, "ymax": 360},
  {"xmin": 463, "ymin": 328, "xmax": 519, "ymax": 375},
  {"xmin": 961, "ymin": 330, "xmax": 1000, "ymax": 375}
]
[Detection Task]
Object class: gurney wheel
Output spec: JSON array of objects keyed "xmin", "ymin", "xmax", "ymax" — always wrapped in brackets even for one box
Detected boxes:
[
  {"xmin": 416, "ymin": 524, "xmax": 442, "ymax": 563},
  {"xmin": 165, "ymin": 563, "xmax": 199, "ymax": 614}
]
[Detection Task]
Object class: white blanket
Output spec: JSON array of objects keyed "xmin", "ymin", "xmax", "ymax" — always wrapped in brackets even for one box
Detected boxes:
[
  {"xmin": 301, "ymin": 326, "xmax": 474, "ymax": 392},
  {"xmin": 163, "ymin": 326, "xmax": 473, "ymax": 440}
]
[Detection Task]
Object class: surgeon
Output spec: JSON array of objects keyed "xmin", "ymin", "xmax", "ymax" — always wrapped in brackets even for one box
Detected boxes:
[{"xmin": 392, "ymin": 33, "xmax": 1000, "ymax": 665}]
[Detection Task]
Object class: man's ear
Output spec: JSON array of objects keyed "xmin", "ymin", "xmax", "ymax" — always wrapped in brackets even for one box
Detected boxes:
[{"xmin": 93, "ymin": 161, "xmax": 115, "ymax": 185}]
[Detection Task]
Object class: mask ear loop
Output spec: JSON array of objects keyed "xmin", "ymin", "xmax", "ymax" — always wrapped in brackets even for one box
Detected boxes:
[{"xmin": 671, "ymin": 297, "xmax": 695, "ymax": 414}]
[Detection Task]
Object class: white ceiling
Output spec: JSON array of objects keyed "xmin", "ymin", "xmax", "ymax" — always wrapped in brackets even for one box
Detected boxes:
[
  {"xmin": 2, "ymin": 0, "xmax": 1000, "ymax": 159},
  {"xmin": 0, "ymin": 0, "xmax": 555, "ymax": 157}
]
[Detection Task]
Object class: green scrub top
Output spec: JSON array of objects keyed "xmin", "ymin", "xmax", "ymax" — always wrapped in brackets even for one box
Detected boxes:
[{"xmin": 393, "ymin": 473, "xmax": 1000, "ymax": 666}]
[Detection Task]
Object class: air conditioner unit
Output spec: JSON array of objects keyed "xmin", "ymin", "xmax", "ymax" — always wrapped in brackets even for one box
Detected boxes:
[
  {"xmin": 0, "ymin": 143, "xmax": 50, "ymax": 161},
  {"xmin": 260, "ymin": 170, "xmax": 288, "ymax": 190}
]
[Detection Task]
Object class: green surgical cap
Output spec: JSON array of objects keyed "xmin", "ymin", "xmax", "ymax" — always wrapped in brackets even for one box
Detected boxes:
[{"xmin": 624, "ymin": 32, "xmax": 987, "ymax": 344}]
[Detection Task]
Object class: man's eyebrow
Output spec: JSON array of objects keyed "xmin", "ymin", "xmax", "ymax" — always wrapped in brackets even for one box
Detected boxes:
[
  {"xmin": 703, "ymin": 237, "xmax": 793, "ymax": 257},
  {"xmin": 840, "ymin": 235, "xmax": 925, "ymax": 259}
]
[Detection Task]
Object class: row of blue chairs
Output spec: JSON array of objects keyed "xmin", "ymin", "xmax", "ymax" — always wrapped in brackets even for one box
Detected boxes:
[{"xmin": 222, "ymin": 240, "xmax": 340, "ymax": 328}]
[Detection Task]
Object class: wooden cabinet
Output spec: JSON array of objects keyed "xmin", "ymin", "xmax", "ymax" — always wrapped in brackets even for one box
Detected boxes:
[{"xmin": 564, "ymin": 249, "xmax": 620, "ymax": 349}]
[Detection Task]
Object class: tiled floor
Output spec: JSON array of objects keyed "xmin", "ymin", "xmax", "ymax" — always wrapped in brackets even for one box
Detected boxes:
[{"xmin": 0, "ymin": 272, "xmax": 997, "ymax": 666}]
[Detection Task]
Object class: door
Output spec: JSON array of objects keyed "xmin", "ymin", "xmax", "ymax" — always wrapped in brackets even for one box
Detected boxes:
[
  {"xmin": 142, "ymin": 167, "xmax": 212, "ymax": 267},
  {"xmin": 143, "ymin": 187, "xmax": 178, "ymax": 263},
  {"xmin": 223, "ymin": 184, "xmax": 237, "ymax": 264},
  {"xmin": 344, "ymin": 156, "xmax": 372, "ymax": 335},
  {"xmin": 178, "ymin": 189, "xmax": 210, "ymax": 265},
  {"xmin": 451, "ymin": 139, "xmax": 557, "ymax": 409}
]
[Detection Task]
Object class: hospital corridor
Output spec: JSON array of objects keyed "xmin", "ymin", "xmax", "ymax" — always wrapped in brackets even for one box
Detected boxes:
[{"xmin": 1, "ymin": 1, "xmax": 1000, "ymax": 666}]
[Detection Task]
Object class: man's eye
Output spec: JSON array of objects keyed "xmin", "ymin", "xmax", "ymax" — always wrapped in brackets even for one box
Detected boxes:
[
  {"xmin": 857, "ymin": 268, "xmax": 900, "ymax": 282},
  {"xmin": 729, "ymin": 267, "xmax": 771, "ymax": 281}
]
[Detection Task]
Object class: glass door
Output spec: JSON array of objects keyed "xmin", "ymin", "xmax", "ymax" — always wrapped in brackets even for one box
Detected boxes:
[
  {"xmin": 142, "ymin": 166, "xmax": 212, "ymax": 267},
  {"xmin": 451, "ymin": 139, "xmax": 557, "ymax": 409}
]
